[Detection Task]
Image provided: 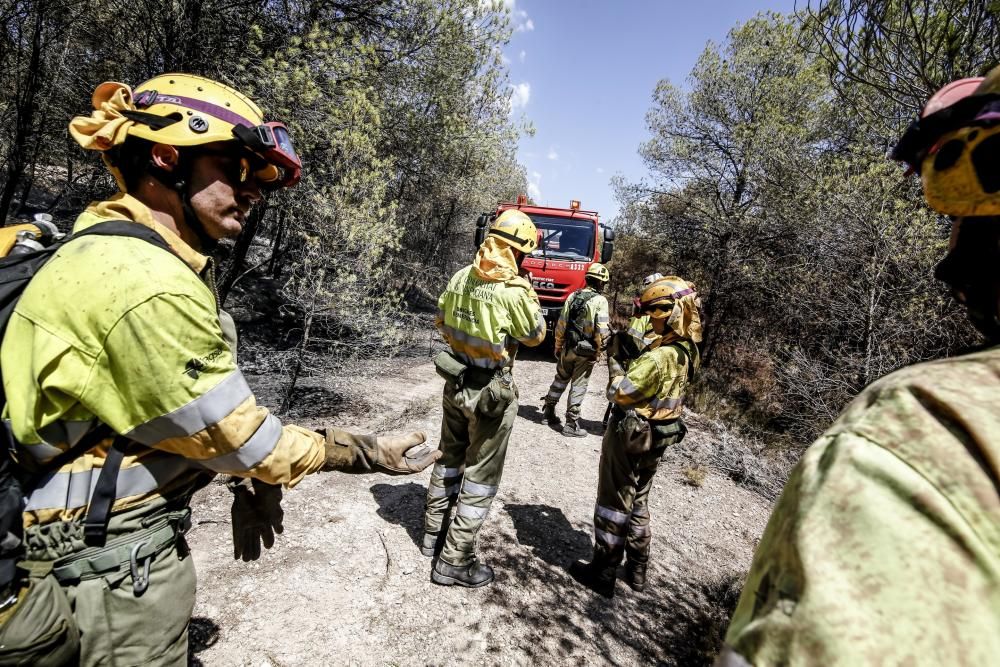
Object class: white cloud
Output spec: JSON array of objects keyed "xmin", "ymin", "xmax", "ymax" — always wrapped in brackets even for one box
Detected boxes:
[
  {"xmin": 509, "ymin": 82, "xmax": 531, "ymax": 112},
  {"xmin": 519, "ymin": 50, "xmax": 526, "ymax": 64},
  {"xmin": 596, "ymin": 167, "xmax": 605, "ymax": 174},
  {"xmin": 547, "ymin": 148, "xmax": 559, "ymax": 161},
  {"xmin": 503, "ymin": 0, "xmax": 534, "ymax": 32},
  {"xmin": 527, "ymin": 170, "xmax": 542, "ymax": 202}
]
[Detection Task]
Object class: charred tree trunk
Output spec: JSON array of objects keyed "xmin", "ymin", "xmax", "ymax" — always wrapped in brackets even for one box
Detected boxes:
[{"xmin": 1, "ymin": 8, "xmax": 44, "ymax": 224}]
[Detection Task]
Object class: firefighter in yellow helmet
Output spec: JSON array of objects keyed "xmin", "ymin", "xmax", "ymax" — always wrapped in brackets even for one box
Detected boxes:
[
  {"xmin": 718, "ymin": 69, "xmax": 1000, "ymax": 666},
  {"xmin": 570, "ymin": 277, "xmax": 701, "ymax": 598},
  {"xmin": 603, "ymin": 272, "xmax": 664, "ymax": 428},
  {"xmin": 0, "ymin": 74, "xmax": 439, "ymax": 665},
  {"xmin": 423, "ymin": 209, "xmax": 546, "ymax": 587},
  {"xmin": 542, "ymin": 262, "xmax": 611, "ymax": 436}
]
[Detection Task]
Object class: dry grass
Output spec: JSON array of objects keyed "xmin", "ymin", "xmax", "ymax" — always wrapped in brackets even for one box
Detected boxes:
[
  {"xmin": 667, "ymin": 412, "xmax": 796, "ymax": 501},
  {"xmin": 682, "ymin": 465, "xmax": 708, "ymax": 487}
]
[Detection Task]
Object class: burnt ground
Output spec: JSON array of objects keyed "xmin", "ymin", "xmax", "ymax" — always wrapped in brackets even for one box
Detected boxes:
[{"xmin": 185, "ymin": 345, "xmax": 772, "ymax": 666}]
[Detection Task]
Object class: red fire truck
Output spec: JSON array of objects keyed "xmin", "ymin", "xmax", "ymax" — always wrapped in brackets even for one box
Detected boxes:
[{"xmin": 475, "ymin": 195, "xmax": 615, "ymax": 330}]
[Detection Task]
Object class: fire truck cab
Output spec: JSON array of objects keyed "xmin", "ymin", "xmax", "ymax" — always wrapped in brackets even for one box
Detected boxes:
[{"xmin": 475, "ymin": 195, "xmax": 615, "ymax": 331}]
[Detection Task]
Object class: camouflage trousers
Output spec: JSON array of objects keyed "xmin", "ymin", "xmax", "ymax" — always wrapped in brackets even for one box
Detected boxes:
[
  {"xmin": 544, "ymin": 349, "xmax": 597, "ymax": 421},
  {"xmin": 593, "ymin": 413, "xmax": 686, "ymax": 565},
  {"xmin": 424, "ymin": 368, "xmax": 519, "ymax": 566},
  {"xmin": 23, "ymin": 497, "xmax": 195, "ymax": 666}
]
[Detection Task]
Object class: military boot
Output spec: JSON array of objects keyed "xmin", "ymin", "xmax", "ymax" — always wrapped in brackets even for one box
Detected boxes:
[
  {"xmin": 431, "ymin": 558, "xmax": 495, "ymax": 588},
  {"xmin": 562, "ymin": 417, "xmax": 587, "ymax": 438},
  {"xmin": 541, "ymin": 402, "xmax": 561, "ymax": 427},
  {"xmin": 568, "ymin": 549, "xmax": 618, "ymax": 598},
  {"xmin": 624, "ymin": 559, "xmax": 647, "ymax": 592}
]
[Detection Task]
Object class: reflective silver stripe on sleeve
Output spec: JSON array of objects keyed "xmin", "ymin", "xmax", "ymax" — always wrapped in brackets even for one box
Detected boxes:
[
  {"xmin": 517, "ymin": 311, "xmax": 546, "ymax": 343},
  {"xmin": 25, "ymin": 453, "xmax": 192, "ymax": 512},
  {"xmin": 201, "ymin": 414, "xmax": 283, "ymax": 473},
  {"xmin": 549, "ymin": 379, "xmax": 568, "ymax": 390},
  {"xmin": 629, "ymin": 524, "xmax": 650, "ymax": 537},
  {"xmin": 595, "ymin": 528, "xmax": 624, "ymax": 546},
  {"xmin": 596, "ymin": 315, "xmax": 609, "ymax": 323},
  {"xmin": 631, "ymin": 505, "xmax": 650, "ymax": 519},
  {"xmin": 432, "ymin": 464, "xmax": 465, "ymax": 479},
  {"xmin": 618, "ymin": 376, "xmax": 648, "ymax": 399},
  {"xmin": 428, "ymin": 483, "xmax": 460, "ymax": 498},
  {"xmin": 456, "ymin": 503, "xmax": 490, "ymax": 519},
  {"xmin": 595, "ymin": 504, "xmax": 629, "ymax": 525},
  {"xmin": 125, "ymin": 370, "xmax": 253, "ymax": 445},
  {"xmin": 648, "ymin": 395, "xmax": 683, "ymax": 411},
  {"xmin": 606, "ymin": 377, "xmax": 625, "ymax": 401},
  {"xmin": 462, "ymin": 480, "xmax": 498, "ymax": 497}
]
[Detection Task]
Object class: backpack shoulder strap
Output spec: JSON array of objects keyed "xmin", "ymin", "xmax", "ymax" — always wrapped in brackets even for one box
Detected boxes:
[
  {"xmin": 71, "ymin": 220, "xmax": 175, "ymax": 255},
  {"xmin": 567, "ymin": 289, "xmax": 598, "ymax": 337}
]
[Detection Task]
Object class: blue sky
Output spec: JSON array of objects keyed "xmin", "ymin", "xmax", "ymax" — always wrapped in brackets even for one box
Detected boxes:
[{"xmin": 501, "ymin": 0, "xmax": 797, "ymax": 224}]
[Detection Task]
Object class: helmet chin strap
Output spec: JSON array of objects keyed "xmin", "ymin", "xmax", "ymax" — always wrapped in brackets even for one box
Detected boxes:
[
  {"xmin": 150, "ymin": 155, "xmax": 218, "ymax": 252},
  {"xmin": 173, "ymin": 180, "xmax": 218, "ymax": 252}
]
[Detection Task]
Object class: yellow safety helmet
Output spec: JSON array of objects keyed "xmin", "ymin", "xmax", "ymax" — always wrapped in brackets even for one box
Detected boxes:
[
  {"xmin": 640, "ymin": 278, "xmax": 693, "ymax": 319},
  {"xmin": 893, "ymin": 65, "xmax": 1000, "ymax": 216},
  {"xmin": 488, "ymin": 209, "xmax": 538, "ymax": 254},
  {"xmin": 586, "ymin": 263, "xmax": 610, "ymax": 283},
  {"xmin": 641, "ymin": 276, "xmax": 703, "ymax": 343},
  {"xmin": 70, "ymin": 73, "xmax": 300, "ymax": 190}
]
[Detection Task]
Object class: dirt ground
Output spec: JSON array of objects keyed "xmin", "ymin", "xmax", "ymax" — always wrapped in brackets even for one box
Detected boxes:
[{"xmin": 186, "ymin": 346, "xmax": 773, "ymax": 666}]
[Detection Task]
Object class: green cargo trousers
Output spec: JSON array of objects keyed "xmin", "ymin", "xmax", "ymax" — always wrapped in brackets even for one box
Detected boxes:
[
  {"xmin": 544, "ymin": 349, "xmax": 597, "ymax": 421},
  {"xmin": 592, "ymin": 413, "xmax": 686, "ymax": 565},
  {"xmin": 23, "ymin": 496, "xmax": 195, "ymax": 666},
  {"xmin": 424, "ymin": 369, "xmax": 518, "ymax": 566}
]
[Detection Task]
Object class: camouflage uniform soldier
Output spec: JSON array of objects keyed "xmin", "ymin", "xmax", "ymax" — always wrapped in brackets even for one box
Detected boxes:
[
  {"xmin": 570, "ymin": 277, "xmax": 701, "ymax": 597},
  {"xmin": 542, "ymin": 263, "xmax": 611, "ymax": 437},
  {"xmin": 717, "ymin": 72, "xmax": 1000, "ymax": 665},
  {"xmin": 423, "ymin": 210, "xmax": 546, "ymax": 588}
]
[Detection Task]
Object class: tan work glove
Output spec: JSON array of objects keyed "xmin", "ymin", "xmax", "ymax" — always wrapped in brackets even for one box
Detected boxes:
[
  {"xmin": 320, "ymin": 428, "xmax": 440, "ymax": 474},
  {"xmin": 228, "ymin": 477, "xmax": 284, "ymax": 562}
]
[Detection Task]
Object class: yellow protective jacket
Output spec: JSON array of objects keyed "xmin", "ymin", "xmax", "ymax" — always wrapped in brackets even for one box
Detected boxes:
[
  {"xmin": 436, "ymin": 238, "xmax": 546, "ymax": 369},
  {"xmin": 553, "ymin": 287, "xmax": 610, "ymax": 354},
  {"xmin": 607, "ymin": 339, "xmax": 698, "ymax": 421},
  {"xmin": 2, "ymin": 194, "xmax": 326, "ymax": 527}
]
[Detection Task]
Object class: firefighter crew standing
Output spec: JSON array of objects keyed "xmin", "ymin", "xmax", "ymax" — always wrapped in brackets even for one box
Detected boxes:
[
  {"xmin": 571, "ymin": 277, "xmax": 701, "ymax": 598},
  {"xmin": 542, "ymin": 263, "xmax": 611, "ymax": 437},
  {"xmin": 423, "ymin": 210, "xmax": 546, "ymax": 588},
  {"xmin": 0, "ymin": 74, "xmax": 438, "ymax": 665},
  {"xmin": 717, "ymin": 70, "xmax": 1000, "ymax": 666}
]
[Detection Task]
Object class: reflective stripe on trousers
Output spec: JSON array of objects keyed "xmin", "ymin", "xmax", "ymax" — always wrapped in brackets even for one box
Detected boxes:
[{"xmin": 426, "ymin": 370, "xmax": 517, "ymax": 567}]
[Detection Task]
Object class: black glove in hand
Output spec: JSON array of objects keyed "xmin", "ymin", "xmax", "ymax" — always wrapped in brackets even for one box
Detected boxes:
[{"xmin": 229, "ymin": 478, "xmax": 284, "ymax": 562}]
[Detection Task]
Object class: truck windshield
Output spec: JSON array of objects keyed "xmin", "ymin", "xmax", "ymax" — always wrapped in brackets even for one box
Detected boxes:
[{"xmin": 526, "ymin": 215, "xmax": 595, "ymax": 261}]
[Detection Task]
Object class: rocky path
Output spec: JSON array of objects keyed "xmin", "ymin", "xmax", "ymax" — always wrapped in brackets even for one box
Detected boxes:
[{"xmin": 186, "ymin": 348, "xmax": 772, "ymax": 666}]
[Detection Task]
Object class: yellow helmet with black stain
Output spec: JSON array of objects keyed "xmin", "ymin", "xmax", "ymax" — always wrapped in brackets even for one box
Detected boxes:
[
  {"xmin": 893, "ymin": 66, "xmax": 1000, "ymax": 216},
  {"xmin": 586, "ymin": 263, "xmax": 610, "ymax": 283},
  {"xmin": 488, "ymin": 209, "xmax": 538, "ymax": 253}
]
